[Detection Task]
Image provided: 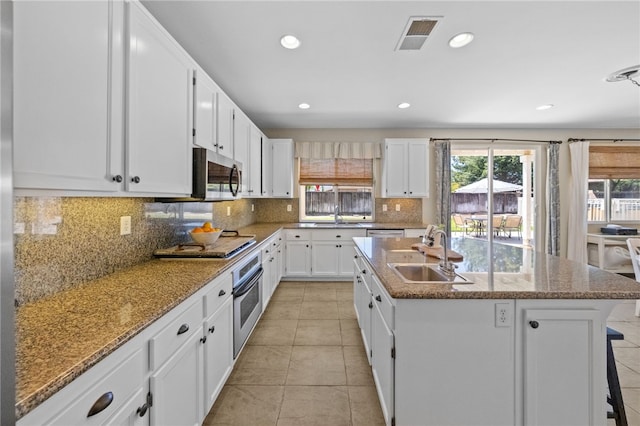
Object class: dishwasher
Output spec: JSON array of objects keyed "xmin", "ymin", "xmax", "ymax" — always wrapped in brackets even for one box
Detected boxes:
[{"xmin": 366, "ymin": 229, "xmax": 405, "ymax": 238}]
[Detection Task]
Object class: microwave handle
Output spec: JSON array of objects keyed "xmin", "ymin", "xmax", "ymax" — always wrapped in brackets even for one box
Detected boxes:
[{"xmin": 230, "ymin": 164, "xmax": 240, "ymax": 196}]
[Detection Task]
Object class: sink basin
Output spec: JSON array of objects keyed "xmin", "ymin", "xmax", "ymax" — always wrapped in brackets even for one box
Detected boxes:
[{"xmin": 388, "ymin": 263, "xmax": 472, "ymax": 284}]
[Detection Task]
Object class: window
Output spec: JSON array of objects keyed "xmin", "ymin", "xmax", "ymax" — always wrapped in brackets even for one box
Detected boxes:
[
  {"xmin": 587, "ymin": 146, "xmax": 640, "ymax": 223},
  {"xmin": 298, "ymin": 158, "xmax": 373, "ymax": 222}
]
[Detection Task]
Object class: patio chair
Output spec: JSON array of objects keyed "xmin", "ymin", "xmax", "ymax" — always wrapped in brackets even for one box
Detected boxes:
[
  {"xmin": 452, "ymin": 214, "xmax": 474, "ymax": 236},
  {"xmin": 501, "ymin": 215, "xmax": 522, "ymax": 238},
  {"xmin": 492, "ymin": 215, "xmax": 505, "ymax": 237},
  {"xmin": 625, "ymin": 238, "xmax": 640, "ymax": 317}
]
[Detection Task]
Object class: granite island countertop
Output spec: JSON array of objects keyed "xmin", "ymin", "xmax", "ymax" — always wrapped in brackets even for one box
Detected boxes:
[{"xmin": 355, "ymin": 236, "xmax": 640, "ymax": 299}]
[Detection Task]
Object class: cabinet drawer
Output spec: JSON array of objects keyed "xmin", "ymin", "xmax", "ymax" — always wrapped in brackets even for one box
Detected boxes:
[
  {"xmin": 311, "ymin": 229, "xmax": 366, "ymax": 240},
  {"xmin": 47, "ymin": 348, "xmax": 145, "ymax": 426},
  {"xmin": 262, "ymin": 237, "xmax": 275, "ymax": 260},
  {"xmin": 203, "ymin": 275, "xmax": 232, "ymax": 317},
  {"xmin": 150, "ymin": 299, "xmax": 203, "ymax": 369},
  {"xmin": 371, "ymin": 275, "xmax": 394, "ymax": 329},
  {"xmin": 284, "ymin": 229, "xmax": 311, "ymax": 241}
]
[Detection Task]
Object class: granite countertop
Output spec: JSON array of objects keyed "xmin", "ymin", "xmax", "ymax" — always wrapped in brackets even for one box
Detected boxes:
[
  {"xmin": 285, "ymin": 222, "xmax": 425, "ymax": 230},
  {"xmin": 356, "ymin": 236, "xmax": 640, "ymax": 300},
  {"xmin": 15, "ymin": 223, "xmax": 283, "ymax": 419}
]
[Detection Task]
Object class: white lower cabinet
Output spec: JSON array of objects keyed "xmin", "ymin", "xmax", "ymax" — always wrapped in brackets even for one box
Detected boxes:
[
  {"xmin": 203, "ymin": 297, "xmax": 233, "ymax": 415},
  {"xmin": 149, "ymin": 300, "xmax": 205, "ymax": 426},
  {"xmin": 354, "ymin": 256, "xmax": 618, "ymax": 426},
  {"xmin": 285, "ymin": 229, "xmax": 365, "ymax": 278}
]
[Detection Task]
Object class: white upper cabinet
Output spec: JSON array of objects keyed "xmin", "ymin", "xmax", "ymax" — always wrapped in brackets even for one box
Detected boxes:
[
  {"xmin": 244, "ymin": 125, "xmax": 263, "ymax": 197},
  {"xmin": 382, "ymin": 138, "xmax": 429, "ymax": 198},
  {"xmin": 126, "ymin": 1, "xmax": 193, "ymax": 195},
  {"xmin": 193, "ymin": 68, "xmax": 218, "ymax": 152},
  {"xmin": 269, "ymin": 139, "xmax": 294, "ymax": 198},
  {"xmin": 216, "ymin": 92, "xmax": 235, "ymax": 158},
  {"xmin": 233, "ymin": 109, "xmax": 250, "ymax": 168},
  {"xmin": 14, "ymin": 0, "xmax": 125, "ymax": 192}
]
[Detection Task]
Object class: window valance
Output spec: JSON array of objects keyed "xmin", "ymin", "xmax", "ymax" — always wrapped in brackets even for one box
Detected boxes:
[
  {"xmin": 294, "ymin": 142, "xmax": 382, "ymax": 159},
  {"xmin": 589, "ymin": 146, "xmax": 640, "ymax": 179}
]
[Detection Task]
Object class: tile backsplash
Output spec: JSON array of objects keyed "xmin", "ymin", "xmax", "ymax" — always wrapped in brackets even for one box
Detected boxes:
[{"xmin": 13, "ymin": 197, "xmax": 257, "ymax": 305}]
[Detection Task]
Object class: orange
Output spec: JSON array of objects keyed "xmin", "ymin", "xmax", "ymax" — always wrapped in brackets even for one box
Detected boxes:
[
  {"xmin": 192, "ymin": 227, "xmax": 204, "ymax": 233},
  {"xmin": 202, "ymin": 222, "xmax": 213, "ymax": 230}
]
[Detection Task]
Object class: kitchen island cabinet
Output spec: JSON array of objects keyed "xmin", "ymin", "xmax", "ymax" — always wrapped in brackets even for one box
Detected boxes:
[{"xmin": 354, "ymin": 237, "xmax": 640, "ymax": 426}]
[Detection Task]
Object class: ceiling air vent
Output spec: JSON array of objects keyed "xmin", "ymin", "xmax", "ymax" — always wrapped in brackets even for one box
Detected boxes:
[{"xmin": 395, "ymin": 16, "xmax": 441, "ymax": 51}]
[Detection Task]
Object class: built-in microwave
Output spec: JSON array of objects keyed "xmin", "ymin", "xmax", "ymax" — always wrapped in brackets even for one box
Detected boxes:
[{"xmin": 192, "ymin": 147, "xmax": 242, "ymax": 201}]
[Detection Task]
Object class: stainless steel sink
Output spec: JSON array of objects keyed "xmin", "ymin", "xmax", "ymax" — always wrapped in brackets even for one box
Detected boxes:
[{"xmin": 388, "ymin": 263, "xmax": 472, "ymax": 284}]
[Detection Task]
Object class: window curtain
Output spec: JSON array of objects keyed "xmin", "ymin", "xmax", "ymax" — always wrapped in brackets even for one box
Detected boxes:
[
  {"xmin": 546, "ymin": 143, "xmax": 560, "ymax": 256},
  {"xmin": 434, "ymin": 140, "xmax": 451, "ymax": 236},
  {"xmin": 295, "ymin": 141, "xmax": 382, "ymax": 159},
  {"xmin": 567, "ymin": 141, "xmax": 590, "ymax": 263}
]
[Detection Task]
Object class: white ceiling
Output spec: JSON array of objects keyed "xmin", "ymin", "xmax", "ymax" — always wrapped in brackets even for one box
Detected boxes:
[{"xmin": 142, "ymin": 1, "xmax": 640, "ymax": 130}]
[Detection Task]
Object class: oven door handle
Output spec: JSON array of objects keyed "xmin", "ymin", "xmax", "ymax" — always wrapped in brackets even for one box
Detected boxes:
[{"xmin": 233, "ymin": 267, "xmax": 263, "ymax": 298}]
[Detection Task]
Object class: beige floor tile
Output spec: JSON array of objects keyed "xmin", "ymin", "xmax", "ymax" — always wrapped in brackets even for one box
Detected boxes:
[
  {"xmin": 234, "ymin": 345, "xmax": 292, "ymax": 370},
  {"xmin": 613, "ymin": 347, "xmax": 640, "ymax": 373},
  {"xmin": 204, "ymin": 385, "xmax": 284, "ymax": 426},
  {"xmin": 337, "ymin": 288, "xmax": 354, "ymax": 302},
  {"xmin": 286, "ymin": 345, "xmax": 347, "ymax": 385},
  {"xmin": 277, "ymin": 386, "xmax": 351, "ymax": 426},
  {"xmin": 294, "ymin": 319, "xmax": 342, "ymax": 345},
  {"xmin": 344, "ymin": 345, "xmax": 374, "ymax": 386},
  {"xmin": 622, "ymin": 388, "xmax": 640, "ymax": 413},
  {"xmin": 298, "ymin": 300, "xmax": 339, "ymax": 319},
  {"xmin": 338, "ymin": 300, "xmax": 357, "ymax": 320},
  {"xmin": 262, "ymin": 301, "xmax": 302, "ymax": 320},
  {"xmin": 341, "ymin": 323, "xmax": 364, "ymax": 346},
  {"xmin": 609, "ymin": 321, "xmax": 640, "ymax": 347},
  {"xmin": 304, "ymin": 287, "xmax": 337, "ymax": 302},
  {"xmin": 270, "ymin": 286, "xmax": 305, "ymax": 303},
  {"xmin": 305, "ymin": 281, "xmax": 345, "ymax": 289},
  {"xmin": 349, "ymin": 386, "xmax": 386, "ymax": 425},
  {"xmin": 248, "ymin": 319, "xmax": 298, "ymax": 346},
  {"xmin": 616, "ymin": 362, "xmax": 640, "ymax": 388}
]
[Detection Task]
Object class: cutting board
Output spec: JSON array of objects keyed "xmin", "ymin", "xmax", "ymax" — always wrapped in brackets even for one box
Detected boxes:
[{"xmin": 411, "ymin": 243, "xmax": 464, "ymax": 261}]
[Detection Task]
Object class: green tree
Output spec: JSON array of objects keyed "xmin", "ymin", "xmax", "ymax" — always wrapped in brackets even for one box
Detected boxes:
[{"xmin": 451, "ymin": 155, "xmax": 523, "ymax": 187}]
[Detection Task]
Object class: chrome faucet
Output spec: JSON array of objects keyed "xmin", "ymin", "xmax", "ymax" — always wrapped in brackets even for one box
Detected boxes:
[
  {"xmin": 334, "ymin": 204, "xmax": 341, "ymax": 224},
  {"xmin": 424, "ymin": 228, "xmax": 457, "ymax": 277}
]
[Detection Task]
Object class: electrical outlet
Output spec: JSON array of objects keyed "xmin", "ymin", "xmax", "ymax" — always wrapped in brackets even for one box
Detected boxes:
[
  {"xmin": 395, "ymin": 204, "xmax": 401, "ymax": 212},
  {"xmin": 226, "ymin": 206, "xmax": 231, "ymax": 216},
  {"xmin": 495, "ymin": 303, "xmax": 512, "ymax": 327},
  {"xmin": 251, "ymin": 204, "xmax": 255, "ymax": 212},
  {"xmin": 287, "ymin": 204, "xmax": 292, "ymax": 212},
  {"xmin": 120, "ymin": 216, "xmax": 131, "ymax": 235},
  {"xmin": 382, "ymin": 204, "xmax": 387, "ymax": 212}
]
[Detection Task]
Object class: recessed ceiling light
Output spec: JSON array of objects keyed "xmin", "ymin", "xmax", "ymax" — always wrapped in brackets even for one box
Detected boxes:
[
  {"xmin": 298, "ymin": 103, "xmax": 310, "ymax": 110},
  {"xmin": 448, "ymin": 32, "xmax": 474, "ymax": 48},
  {"xmin": 397, "ymin": 102, "xmax": 411, "ymax": 109},
  {"xmin": 280, "ymin": 35, "xmax": 301, "ymax": 50},
  {"xmin": 536, "ymin": 104, "xmax": 554, "ymax": 111}
]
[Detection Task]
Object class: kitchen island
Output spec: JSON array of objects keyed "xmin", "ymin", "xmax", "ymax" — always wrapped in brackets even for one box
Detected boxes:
[{"xmin": 353, "ymin": 236, "xmax": 640, "ymax": 426}]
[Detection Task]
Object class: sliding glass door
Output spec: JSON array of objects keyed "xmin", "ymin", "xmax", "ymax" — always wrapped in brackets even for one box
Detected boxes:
[{"xmin": 451, "ymin": 145, "xmax": 539, "ymax": 249}]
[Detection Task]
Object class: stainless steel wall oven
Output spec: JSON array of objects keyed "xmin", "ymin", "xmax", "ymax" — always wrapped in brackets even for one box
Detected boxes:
[{"xmin": 232, "ymin": 253, "xmax": 262, "ymax": 358}]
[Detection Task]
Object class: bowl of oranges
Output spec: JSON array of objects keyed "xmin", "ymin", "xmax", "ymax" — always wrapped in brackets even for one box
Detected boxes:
[{"xmin": 190, "ymin": 222, "xmax": 223, "ymax": 245}]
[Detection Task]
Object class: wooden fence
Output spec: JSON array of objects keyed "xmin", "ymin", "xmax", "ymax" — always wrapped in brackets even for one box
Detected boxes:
[
  {"xmin": 305, "ymin": 191, "xmax": 372, "ymax": 216},
  {"xmin": 451, "ymin": 193, "xmax": 519, "ymax": 214}
]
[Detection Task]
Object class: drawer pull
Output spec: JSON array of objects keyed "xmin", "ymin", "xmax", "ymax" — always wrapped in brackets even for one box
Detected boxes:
[
  {"xmin": 529, "ymin": 320, "xmax": 540, "ymax": 329},
  {"xmin": 375, "ymin": 295, "xmax": 382, "ymax": 302},
  {"xmin": 200, "ymin": 336, "xmax": 207, "ymax": 344},
  {"xmin": 368, "ymin": 301, "xmax": 373, "ymax": 309},
  {"xmin": 209, "ymin": 325, "xmax": 215, "ymax": 333},
  {"xmin": 336, "ymin": 235, "xmax": 342, "ymax": 238},
  {"xmin": 177, "ymin": 324, "xmax": 189, "ymax": 335},
  {"xmin": 218, "ymin": 289, "xmax": 226, "ymax": 297},
  {"xmin": 87, "ymin": 391, "xmax": 113, "ymax": 417}
]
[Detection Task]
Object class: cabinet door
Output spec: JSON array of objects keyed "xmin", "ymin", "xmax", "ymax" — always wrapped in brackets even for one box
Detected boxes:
[
  {"xmin": 311, "ymin": 241, "xmax": 340, "ymax": 276},
  {"xmin": 203, "ymin": 298, "xmax": 233, "ymax": 415},
  {"xmin": 262, "ymin": 256, "xmax": 273, "ymax": 307},
  {"xmin": 270, "ymin": 139, "xmax": 294, "ymax": 197},
  {"xmin": 338, "ymin": 242, "xmax": 358, "ymax": 276},
  {"xmin": 234, "ymin": 110, "xmax": 250, "ymax": 166},
  {"xmin": 193, "ymin": 69, "xmax": 217, "ymax": 151},
  {"xmin": 150, "ymin": 326, "xmax": 204, "ymax": 426},
  {"xmin": 106, "ymin": 388, "xmax": 148, "ymax": 426},
  {"xmin": 247, "ymin": 126, "xmax": 263, "ymax": 196},
  {"xmin": 285, "ymin": 241, "xmax": 311, "ymax": 276},
  {"xmin": 522, "ymin": 309, "xmax": 603, "ymax": 426},
  {"xmin": 14, "ymin": 0, "xmax": 124, "ymax": 192},
  {"xmin": 407, "ymin": 141, "xmax": 429, "ymax": 197},
  {"xmin": 261, "ymin": 134, "xmax": 272, "ymax": 196},
  {"xmin": 127, "ymin": 1, "xmax": 193, "ymax": 195},
  {"xmin": 383, "ymin": 141, "xmax": 407, "ymax": 197},
  {"xmin": 371, "ymin": 300, "xmax": 394, "ymax": 426},
  {"xmin": 353, "ymin": 262, "xmax": 372, "ymax": 364},
  {"xmin": 217, "ymin": 93, "xmax": 235, "ymax": 157}
]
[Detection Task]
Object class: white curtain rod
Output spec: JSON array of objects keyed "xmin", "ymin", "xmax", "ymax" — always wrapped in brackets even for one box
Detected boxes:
[{"xmin": 431, "ymin": 138, "xmax": 562, "ymax": 144}]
